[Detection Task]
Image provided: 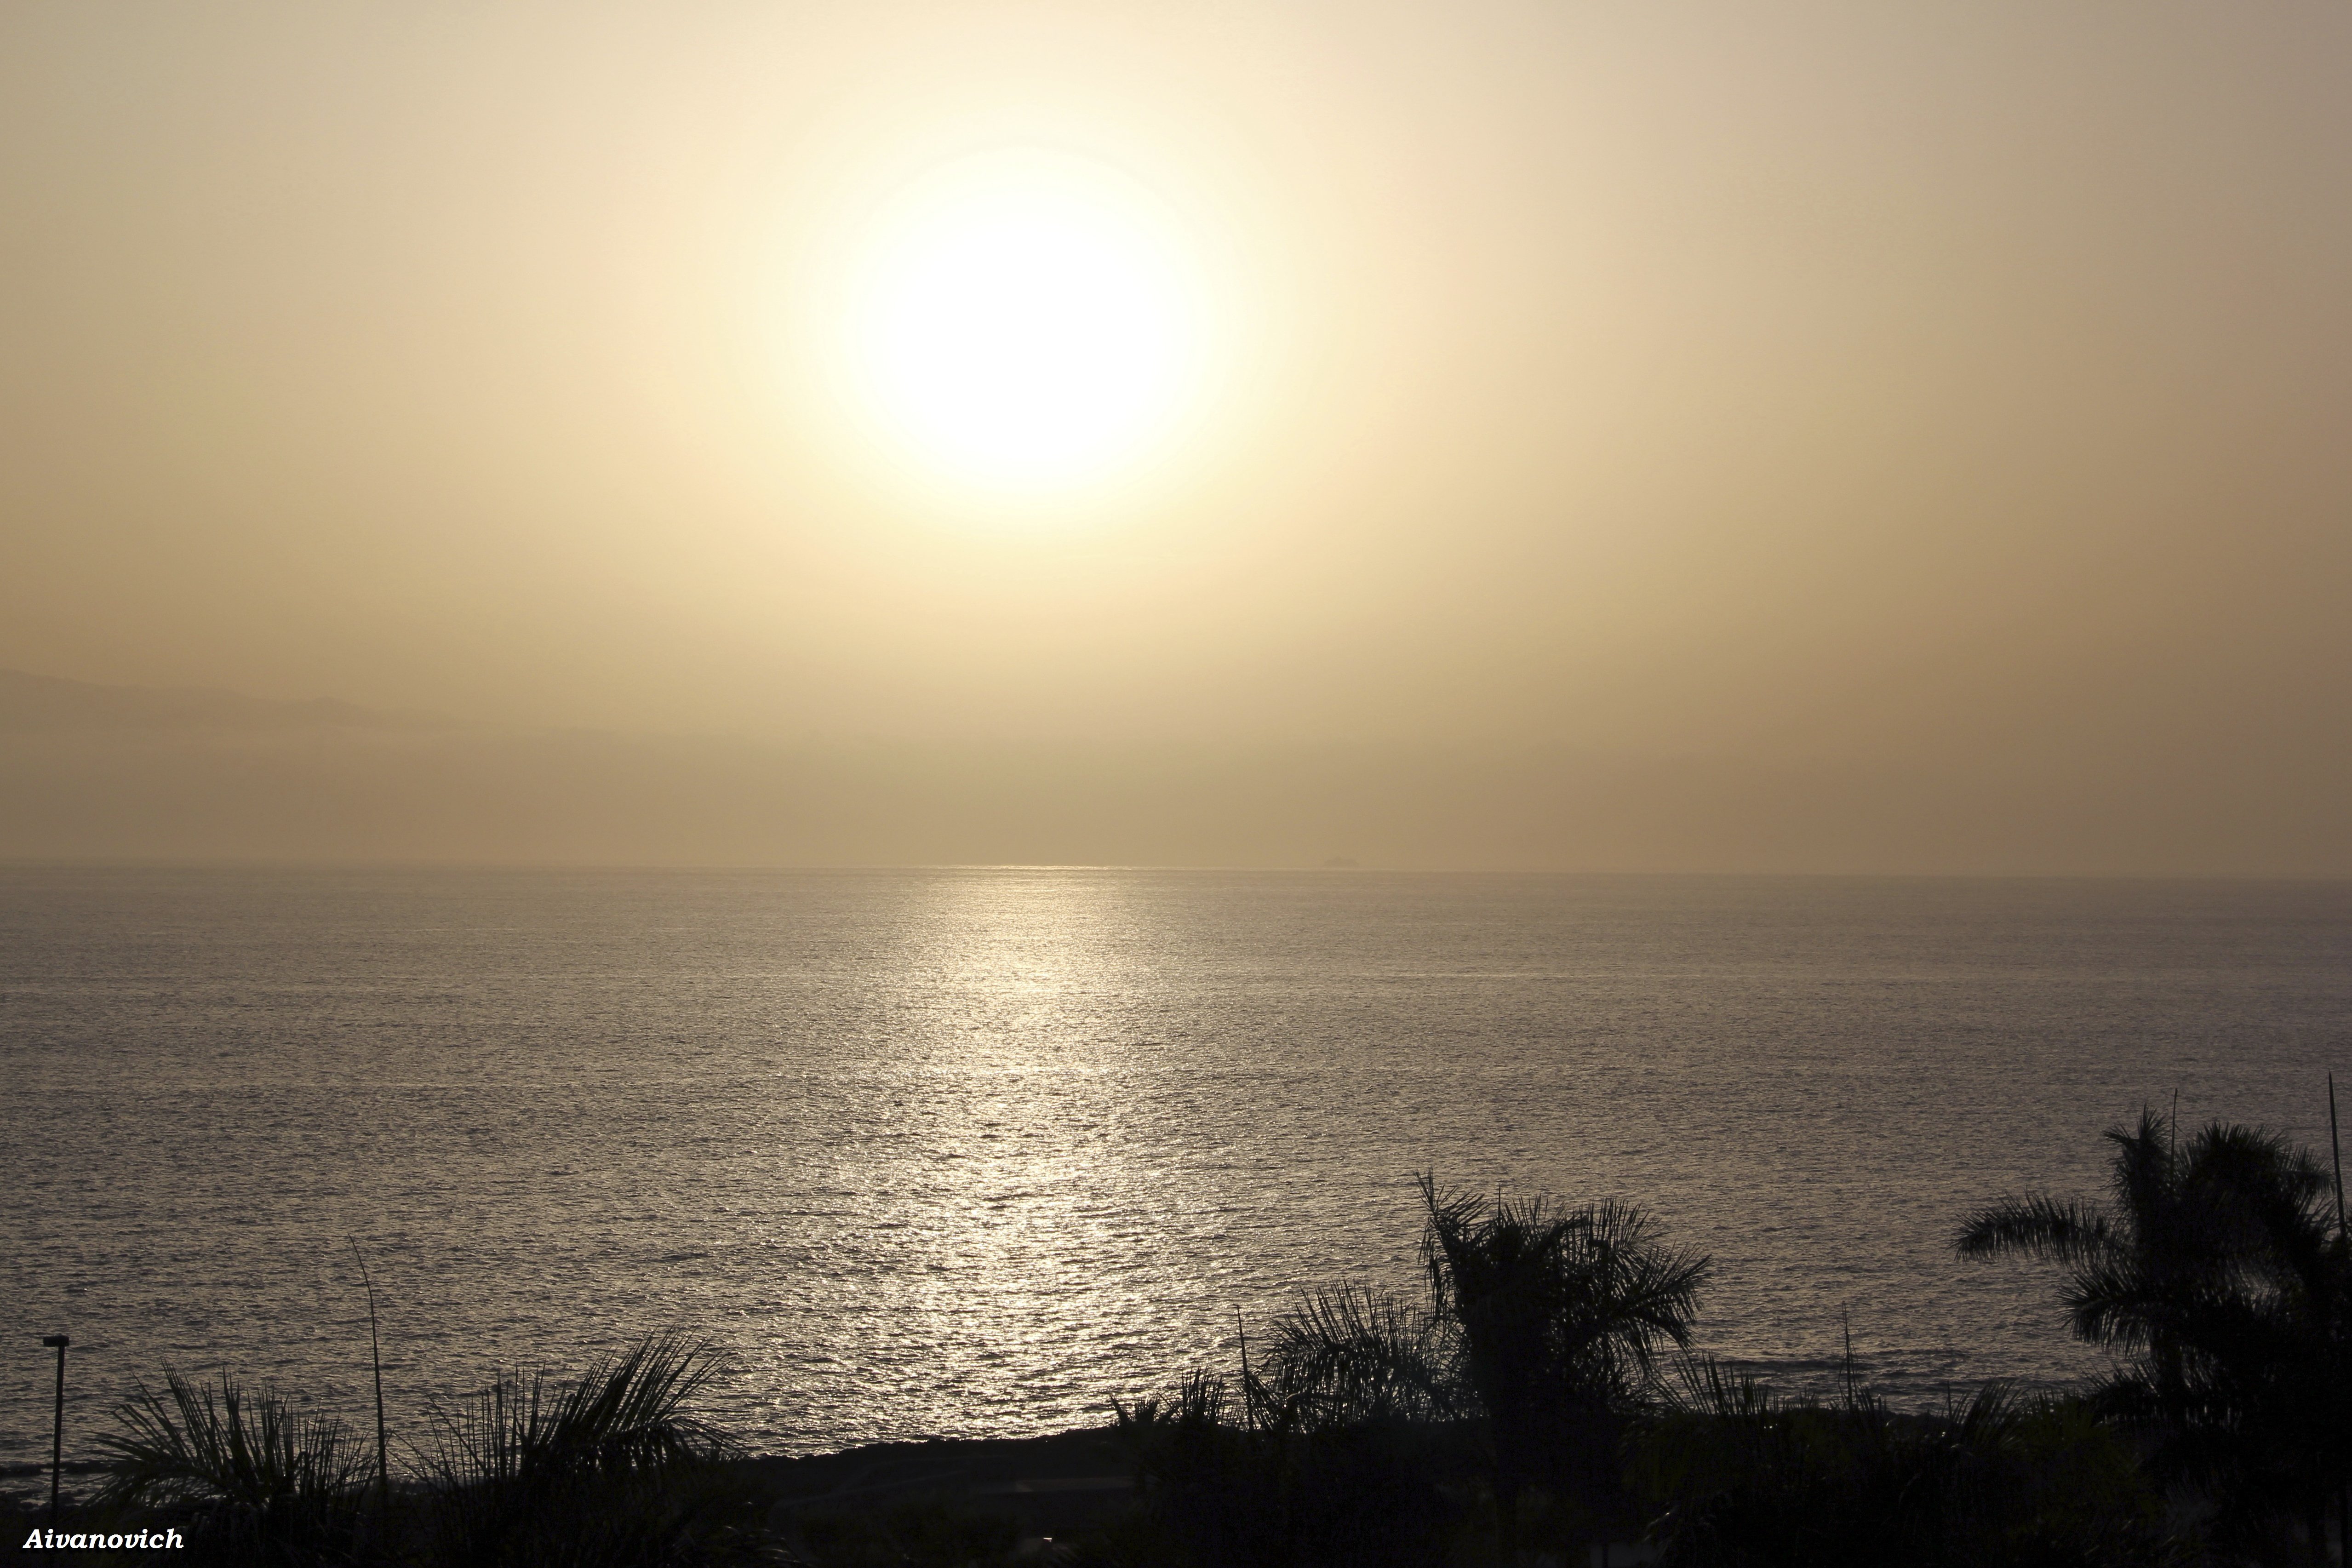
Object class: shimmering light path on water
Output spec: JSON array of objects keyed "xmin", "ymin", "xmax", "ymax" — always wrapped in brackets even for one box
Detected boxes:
[{"xmin": 5, "ymin": 868, "xmax": 2349, "ymax": 1473}]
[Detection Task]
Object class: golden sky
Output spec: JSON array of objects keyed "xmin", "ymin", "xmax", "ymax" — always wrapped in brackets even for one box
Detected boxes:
[{"xmin": 3, "ymin": 2, "xmax": 2347, "ymax": 871}]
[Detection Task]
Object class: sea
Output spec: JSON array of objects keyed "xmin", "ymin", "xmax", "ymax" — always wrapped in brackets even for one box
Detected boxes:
[{"xmin": 5, "ymin": 865, "xmax": 2349, "ymax": 1483}]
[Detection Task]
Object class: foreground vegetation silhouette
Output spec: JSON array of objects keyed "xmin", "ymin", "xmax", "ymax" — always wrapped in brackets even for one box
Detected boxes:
[
  {"xmin": 1957, "ymin": 1111, "xmax": 2352, "ymax": 1564},
  {"xmin": 39, "ymin": 1335, "xmax": 764, "ymax": 1567},
  {"xmin": 12, "ymin": 1107, "xmax": 2349, "ymax": 1565},
  {"xmin": 1113, "ymin": 1174, "xmax": 2170, "ymax": 1567}
]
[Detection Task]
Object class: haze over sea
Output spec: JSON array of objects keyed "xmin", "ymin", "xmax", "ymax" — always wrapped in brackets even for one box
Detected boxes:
[{"xmin": 6, "ymin": 865, "xmax": 2349, "ymax": 1476}]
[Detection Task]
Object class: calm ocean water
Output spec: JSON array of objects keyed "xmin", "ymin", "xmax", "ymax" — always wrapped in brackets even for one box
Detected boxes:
[{"xmin": 5, "ymin": 866, "xmax": 2350, "ymax": 1479}]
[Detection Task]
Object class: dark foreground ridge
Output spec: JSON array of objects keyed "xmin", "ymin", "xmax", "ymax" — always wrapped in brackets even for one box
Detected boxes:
[
  {"xmin": 11, "ymin": 1101, "xmax": 2351, "ymax": 1566},
  {"xmin": 734, "ymin": 1428, "xmax": 1137, "ymax": 1551}
]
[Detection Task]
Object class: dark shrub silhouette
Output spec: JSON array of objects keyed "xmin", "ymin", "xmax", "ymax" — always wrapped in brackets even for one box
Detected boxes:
[
  {"xmin": 1113, "ymin": 1368, "xmax": 1458, "ymax": 1568},
  {"xmin": 1633, "ymin": 1360, "xmax": 2171, "ymax": 1567},
  {"xmin": 94, "ymin": 1372, "xmax": 374, "ymax": 1565},
  {"xmin": 418, "ymin": 1331, "xmax": 745, "ymax": 1567}
]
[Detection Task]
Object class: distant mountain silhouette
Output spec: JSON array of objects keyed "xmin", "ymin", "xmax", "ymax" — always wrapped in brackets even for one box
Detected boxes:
[{"xmin": 0, "ymin": 668, "xmax": 453, "ymax": 733}]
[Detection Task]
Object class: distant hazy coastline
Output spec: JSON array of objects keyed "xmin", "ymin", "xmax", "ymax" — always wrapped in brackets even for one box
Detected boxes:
[{"xmin": 5, "ymin": 670, "xmax": 2344, "ymax": 876}]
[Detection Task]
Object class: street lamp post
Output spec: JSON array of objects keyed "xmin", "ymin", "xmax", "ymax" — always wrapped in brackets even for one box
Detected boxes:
[{"xmin": 40, "ymin": 1334, "xmax": 69, "ymax": 1528}]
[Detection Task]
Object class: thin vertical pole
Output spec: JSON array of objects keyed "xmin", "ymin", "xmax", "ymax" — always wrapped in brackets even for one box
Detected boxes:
[
  {"xmin": 350, "ymin": 1241, "xmax": 390, "ymax": 1503},
  {"xmin": 2329, "ymin": 1076, "xmax": 2350, "ymax": 1568},
  {"xmin": 2329, "ymin": 1075, "xmax": 2345, "ymax": 1239},
  {"xmin": 43, "ymin": 1334, "xmax": 69, "ymax": 1528},
  {"xmin": 2329, "ymin": 1076, "xmax": 2347, "ymax": 1568},
  {"xmin": 1235, "ymin": 1309, "xmax": 1253, "ymax": 1433}
]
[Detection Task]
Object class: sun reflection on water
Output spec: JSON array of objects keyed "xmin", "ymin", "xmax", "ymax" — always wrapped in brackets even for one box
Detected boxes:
[{"xmin": 7, "ymin": 867, "xmax": 2346, "ymax": 1467}]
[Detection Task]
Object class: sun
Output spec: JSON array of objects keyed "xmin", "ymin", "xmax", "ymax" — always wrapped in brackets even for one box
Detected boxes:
[{"xmin": 842, "ymin": 151, "xmax": 1211, "ymax": 492}]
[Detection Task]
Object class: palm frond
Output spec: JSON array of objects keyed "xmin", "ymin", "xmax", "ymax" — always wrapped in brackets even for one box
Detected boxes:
[
  {"xmin": 1261, "ymin": 1284, "xmax": 1456, "ymax": 1429},
  {"xmin": 1953, "ymin": 1195, "xmax": 2115, "ymax": 1263},
  {"xmin": 423, "ymin": 1331, "xmax": 732, "ymax": 1496},
  {"xmin": 95, "ymin": 1369, "xmax": 372, "ymax": 1567}
]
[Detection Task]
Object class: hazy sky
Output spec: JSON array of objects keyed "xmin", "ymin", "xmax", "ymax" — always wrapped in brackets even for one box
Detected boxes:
[{"xmin": 4, "ymin": 2, "xmax": 2347, "ymax": 870}]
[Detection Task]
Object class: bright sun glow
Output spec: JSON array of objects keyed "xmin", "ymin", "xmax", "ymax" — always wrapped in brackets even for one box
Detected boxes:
[{"xmin": 845, "ymin": 151, "xmax": 1210, "ymax": 492}]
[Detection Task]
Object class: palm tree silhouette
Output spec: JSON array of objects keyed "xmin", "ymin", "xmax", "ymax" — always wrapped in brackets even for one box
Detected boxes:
[
  {"xmin": 1417, "ymin": 1174, "xmax": 1710, "ymax": 1545},
  {"xmin": 1957, "ymin": 1107, "xmax": 2350, "ymax": 1561}
]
